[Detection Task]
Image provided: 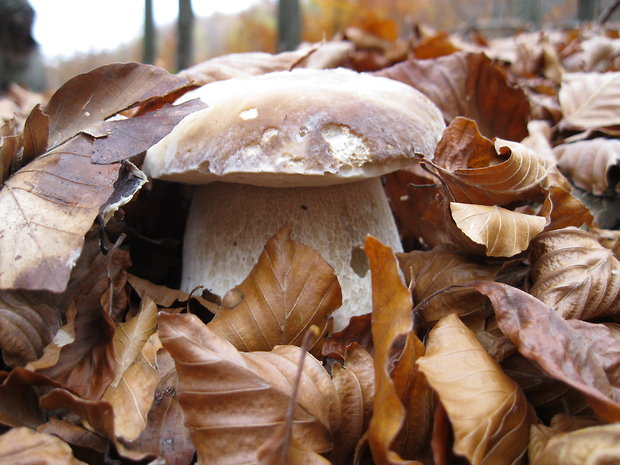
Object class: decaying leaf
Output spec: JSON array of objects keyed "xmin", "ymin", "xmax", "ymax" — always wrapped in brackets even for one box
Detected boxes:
[
  {"xmin": 158, "ymin": 312, "xmax": 339, "ymax": 465},
  {"xmin": 559, "ymin": 72, "xmax": 620, "ymax": 130},
  {"xmin": 0, "ymin": 63, "xmax": 201, "ymax": 293},
  {"xmin": 529, "ymin": 227, "xmax": 620, "ymax": 320},
  {"xmin": 475, "ymin": 281, "xmax": 620, "ymax": 422},
  {"xmin": 426, "ymin": 118, "xmax": 553, "ymax": 206},
  {"xmin": 364, "ymin": 235, "xmax": 420, "ymax": 465},
  {"xmin": 0, "ymin": 427, "xmax": 86, "ymax": 465},
  {"xmin": 208, "ymin": 226, "xmax": 342, "ymax": 352},
  {"xmin": 398, "ymin": 245, "xmax": 501, "ymax": 322},
  {"xmin": 554, "ymin": 138, "xmax": 620, "ymax": 195},
  {"xmin": 450, "ymin": 202, "xmax": 546, "ymax": 257},
  {"xmin": 530, "ymin": 422, "xmax": 620, "ymax": 465},
  {"xmin": 375, "ymin": 52, "xmax": 531, "ymax": 141},
  {"xmin": 417, "ymin": 313, "xmax": 535, "ymax": 465}
]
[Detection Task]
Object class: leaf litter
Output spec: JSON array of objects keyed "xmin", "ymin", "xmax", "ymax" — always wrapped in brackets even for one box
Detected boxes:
[{"xmin": 0, "ymin": 22, "xmax": 620, "ymax": 465}]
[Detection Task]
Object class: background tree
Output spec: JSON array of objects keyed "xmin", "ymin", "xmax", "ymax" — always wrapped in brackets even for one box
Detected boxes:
[
  {"xmin": 177, "ymin": 0, "xmax": 194, "ymax": 70},
  {"xmin": 142, "ymin": 0, "xmax": 155, "ymax": 64},
  {"xmin": 278, "ymin": 0, "xmax": 301, "ymax": 52}
]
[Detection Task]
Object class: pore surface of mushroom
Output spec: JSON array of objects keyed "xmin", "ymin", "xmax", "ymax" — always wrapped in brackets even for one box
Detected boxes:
[{"xmin": 143, "ymin": 68, "xmax": 445, "ymax": 330}]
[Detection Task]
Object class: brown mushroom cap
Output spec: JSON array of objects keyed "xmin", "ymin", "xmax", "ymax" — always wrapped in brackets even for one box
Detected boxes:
[{"xmin": 143, "ymin": 68, "xmax": 445, "ymax": 187}]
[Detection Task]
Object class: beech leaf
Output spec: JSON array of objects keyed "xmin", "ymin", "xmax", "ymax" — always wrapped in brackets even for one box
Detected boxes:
[
  {"xmin": 475, "ymin": 281, "xmax": 620, "ymax": 422},
  {"xmin": 529, "ymin": 227, "xmax": 620, "ymax": 320},
  {"xmin": 364, "ymin": 235, "xmax": 418, "ymax": 465},
  {"xmin": 0, "ymin": 427, "xmax": 86, "ymax": 465},
  {"xmin": 554, "ymin": 138, "xmax": 620, "ymax": 195},
  {"xmin": 450, "ymin": 202, "xmax": 546, "ymax": 257},
  {"xmin": 374, "ymin": 52, "xmax": 530, "ymax": 141},
  {"xmin": 208, "ymin": 225, "xmax": 342, "ymax": 352},
  {"xmin": 158, "ymin": 312, "xmax": 338, "ymax": 465},
  {"xmin": 559, "ymin": 72, "xmax": 620, "ymax": 130},
  {"xmin": 416, "ymin": 313, "xmax": 535, "ymax": 465}
]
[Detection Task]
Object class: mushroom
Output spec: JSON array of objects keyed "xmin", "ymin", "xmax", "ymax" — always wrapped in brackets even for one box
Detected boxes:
[{"xmin": 142, "ymin": 68, "xmax": 445, "ymax": 330}]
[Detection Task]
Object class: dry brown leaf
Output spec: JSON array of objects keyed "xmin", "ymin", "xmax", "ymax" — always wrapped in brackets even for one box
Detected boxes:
[
  {"xmin": 364, "ymin": 235, "xmax": 419, "ymax": 465},
  {"xmin": 554, "ymin": 138, "xmax": 620, "ymax": 195},
  {"xmin": 0, "ymin": 63, "xmax": 199, "ymax": 293},
  {"xmin": 559, "ymin": 72, "xmax": 620, "ymax": 130},
  {"xmin": 450, "ymin": 202, "xmax": 546, "ymax": 257},
  {"xmin": 0, "ymin": 290, "xmax": 63, "ymax": 366},
  {"xmin": 208, "ymin": 225, "xmax": 342, "ymax": 352},
  {"xmin": 475, "ymin": 281, "xmax": 620, "ymax": 422},
  {"xmin": 119, "ymin": 349, "xmax": 195, "ymax": 465},
  {"xmin": 538, "ymin": 186, "xmax": 594, "ymax": 232},
  {"xmin": 529, "ymin": 423, "xmax": 620, "ymax": 465},
  {"xmin": 178, "ymin": 48, "xmax": 317, "ymax": 86},
  {"xmin": 331, "ymin": 363, "xmax": 365, "ymax": 465},
  {"xmin": 37, "ymin": 418, "xmax": 108, "ymax": 455},
  {"xmin": 158, "ymin": 312, "xmax": 337, "ymax": 465},
  {"xmin": 374, "ymin": 52, "xmax": 530, "ymax": 141},
  {"xmin": 398, "ymin": 245, "xmax": 501, "ymax": 323},
  {"xmin": 530, "ymin": 227, "xmax": 620, "ymax": 320},
  {"xmin": 416, "ymin": 313, "xmax": 535, "ymax": 465},
  {"xmin": 0, "ymin": 427, "xmax": 86, "ymax": 465},
  {"xmin": 0, "ymin": 119, "xmax": 21, "ymax": 183},
  {"xmin": 0, "ymin": 384, "xmax": 43, "ymax": 428},
  {"xmin": 427, "ymin": 118, "xmax": 553, "ymax": 206}
]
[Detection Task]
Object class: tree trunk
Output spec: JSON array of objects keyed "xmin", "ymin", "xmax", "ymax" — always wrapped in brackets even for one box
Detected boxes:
[
  {"xmin": 142, "ymin": 0, "xmax": 155, "ymax": 64},
  {"xmin": 277, "ymin": 0, "xmax": 301, "ymax": 52},
  {"xmin": 177, "ymin": 0, "xmax": 194, "ymax": 71}
]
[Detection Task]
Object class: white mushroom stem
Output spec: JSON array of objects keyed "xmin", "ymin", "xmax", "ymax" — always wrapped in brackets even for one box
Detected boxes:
[{"xmin": 182, "ymin": 178, "xmax": 403, "ymax": 330}]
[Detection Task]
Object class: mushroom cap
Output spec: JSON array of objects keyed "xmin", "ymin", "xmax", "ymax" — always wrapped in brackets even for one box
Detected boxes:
[{"xmin": 143, "ymin": 68, "xmax": 445, "ymax": 187}]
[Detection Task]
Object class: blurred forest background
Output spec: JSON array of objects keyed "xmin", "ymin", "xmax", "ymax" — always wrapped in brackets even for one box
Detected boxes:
[{"xmin": 1, "ymin": 0, "xmax": 619, "ymax": 93}]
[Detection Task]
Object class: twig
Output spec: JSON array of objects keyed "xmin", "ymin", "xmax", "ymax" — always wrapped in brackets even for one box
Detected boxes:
[{"xmin": 596, "ymin": 0, "xmax": 620, "ymax": 26}]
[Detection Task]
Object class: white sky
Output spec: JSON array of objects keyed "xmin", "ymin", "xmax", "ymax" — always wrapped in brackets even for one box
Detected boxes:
[{"xmin": 30, "ymin": 0, "xmax": 259, "ymax": 60}]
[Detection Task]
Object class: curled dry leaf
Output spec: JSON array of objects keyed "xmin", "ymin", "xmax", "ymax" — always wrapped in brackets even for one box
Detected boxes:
[
  {"xmin": 374, "ymin": 51, "xmax": 530, "ymax": 141},
  {"xmin": 538, "ymin": 186, "xmax": 594, "ymax": 232},
  {"xmin": 529, "ymin": 423, "xmax": 620, "ymax": 465},
  {"xmin": 208, "ymin": 225, "xmax": 342, "ymax": 352},
  {"xmin": 426, "ymin": 118, "xmax": 553, "ymax": 206},
  {"xmin": 0, "ymin": 427, "xmax": 86, "ymax": 465},
  {"xmin": 398, "ymin": 245, "xmax": 501, "ymax": 323},
  {"xmin": 554, "ymin": 138, "xmax": 620, "ymax": 195},
  {"xmin": 364, "ymin": 235, "xmax": 420, "ymax": 465},
  {"xmin": 0, "ymin": 63, "xmax": 200, "ymax": 293},
  {"xmin": 559, "ymin": 72, "xmax": 620, "ymax": 130},
  {"xmin": 475, "ymin": 281, "xmax": 620, "ymax": 422},
  {"xmin": 529, "ymin": 227, "xmax": 620, "ymax": 320},
  {"xmin": 416, "ymin": 313, "xmax": 535, "ymax": 465},
  {"xmin": 158, "ymin": 312, "xmax": 338, "ymax": 465},
  {"xmin": 450, "ymin": 202, "xmax": 546, "ymax": 257}
]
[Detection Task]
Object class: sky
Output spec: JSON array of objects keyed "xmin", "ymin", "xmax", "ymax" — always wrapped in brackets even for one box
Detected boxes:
[{"xmin": 29, "ymin": 0, "xmax": 259, "ymax": 60}]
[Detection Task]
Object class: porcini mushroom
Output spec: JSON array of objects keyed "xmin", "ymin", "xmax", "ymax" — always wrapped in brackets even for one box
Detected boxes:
[{"xmin": 142, "ymin": 68, "xmax": 445, "ymax": 330}]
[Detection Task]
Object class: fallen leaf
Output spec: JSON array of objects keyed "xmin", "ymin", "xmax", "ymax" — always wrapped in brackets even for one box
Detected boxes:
[
  {"xmin": 475, "ymin": 281, "xmax": 620, "ymax": 422},
  {"xmin": 554, "ymin": 138, "xmax": 620, "ymax": 195},
  {"xmin": 398, "ymin": 245, "xmax": 500, "ymax": 323},
  {"xmin": 374, "ymin": 52, "xmax": 530, "ymax": 141},
  {"xmin": 364, "ymin": 235, "xmax": 419, "ymax": 465},
  {"xmin": 0, "ymin": 119, "xmax": 21, "ymax": 183},
  {"xmin": 20, "ymin": 104, "xmax": 48, "ymax": 168},
  {"xmin": 37, "ymin": 418, "xmax": 108, "ymax": 455},
  {"xmin": 416, "ymin": 313, "xmax": 535, "ymax": 465},
  {"xmin": 158, "ymin": 312, "xmax": 338, "ymax": 465},
  {"xmin": 426, "ymin": 118, "xmax": 553, "ymax": 206},
  {"xmin": 529, "ymin": 422, "xmax": 620, "ymax": 465},
  {"xmin": 0, "ymin": 384, "xmax": 43, "ymax": 428},
  {"xmin": 208, "ymin": 225, "xmax": 342, "ymax": 352},
  {"xmin": 559, "ymin": 72, "xmax": 620, "ymax": 130},
  {"xmin": 529, "ymin": 227, "xmax": 620, "ymax": 319},
  {"xmin": 178, "ymin": 49, "xmax": 318, "ymax": 86},
  {"xmin": 0, "ymin": 290, "xmax": 62, "ymax": 366},
  {"xmin": 538, "ymin": 186, "xmax": 594, "ymax": 231},
  {"xmin": 450, "ymin": 202, "xmax": 546, "ymax": 257},
  {"xmin": 0, "ymin": 427, "xmax": 86, "ymax": 465}
]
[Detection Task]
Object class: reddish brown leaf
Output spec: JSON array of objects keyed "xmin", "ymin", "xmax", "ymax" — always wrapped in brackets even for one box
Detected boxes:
[
  {"xmin": 475, "ymin": 281, "xmax": 620, "ymax": 422},
  {"xmin": 375, "ymin": 52, "xmax": 530, "ymax": 140}
]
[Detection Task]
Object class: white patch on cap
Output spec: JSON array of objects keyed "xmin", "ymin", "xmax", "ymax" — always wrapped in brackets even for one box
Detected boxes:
[
  {"xmin": 239, "ymin": 108, "xmax": 258, "ymax": 120},
  {"xmin": 321, "ymin": 123, "xmax": 370, "ymax": 164}
]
